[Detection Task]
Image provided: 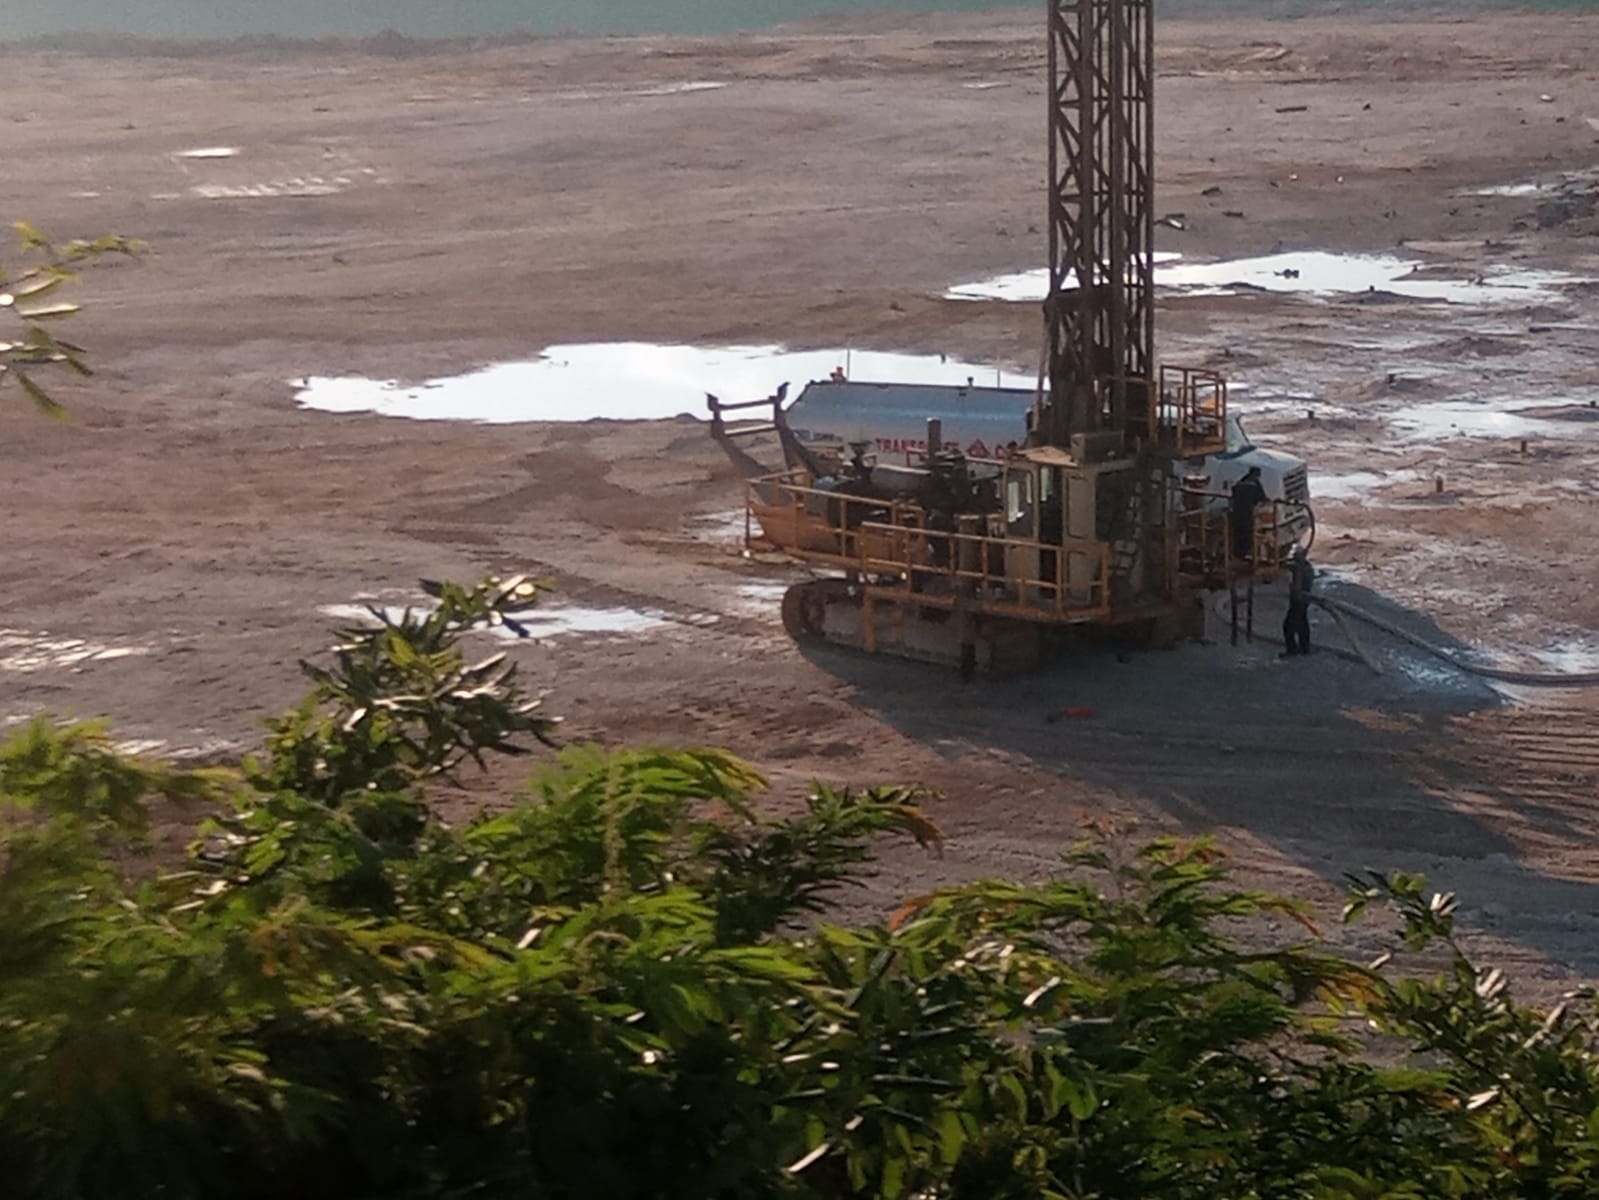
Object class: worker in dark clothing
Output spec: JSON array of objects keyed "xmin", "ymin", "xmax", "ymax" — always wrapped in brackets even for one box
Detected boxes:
[
  {"xmin": 1229, "ymin": 466, "xmax": 1268, "ymax": 564},
  {"xmin": 1282, "ymin": 546, "xmax": 1315, "ymax": 656}
]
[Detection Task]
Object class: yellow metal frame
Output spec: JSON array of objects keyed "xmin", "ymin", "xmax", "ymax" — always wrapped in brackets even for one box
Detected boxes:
[
  {"xmin": 1159, "ymin": 365, "xmax": 1229, "ymax": 459},
  {"xmin": 743, "ymin": 468, "xmax": 1305, "ymax": 636},
  {"xmin": 745, "ymin": 469, "xmax": 930, "ymax": 571},
  {"xmin": 1175, "ymin": 487, "xmax": 1306, "ymax": 583},
  {"xmin": 745, "ymin": 469, "xmax": 1117, "ymax": 628},
  {"xmin": 1085, "ymin": 365, "xmax": 1228, "ymax": 460},
  {"xmin": 856, "ymin": 522, "xmax": 1114, "ymax": 624}
]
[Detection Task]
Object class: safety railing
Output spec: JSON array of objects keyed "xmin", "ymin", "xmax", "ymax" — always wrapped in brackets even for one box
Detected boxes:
[
  {"xmin": 1159, "ymin": 365, "xmax": 1228, "ymax": 459},
  {"xmin": 1065, "ymin": 369, "xmax": 1226, "ymax": 461},
  {"xmin": 742, "ymin": 470, "xmax": 927, "ymax": 567},
  {"xmin": 1086, "ymin": 375, "xmax": 1158, "ymax": 447},
  {"xmin": 855, "ymin": 521, "xmax": 1114, "ymax": 624},
  {"xmin": 1176, "ymin": 488, "xmax": 1307, "ymax": 584}
]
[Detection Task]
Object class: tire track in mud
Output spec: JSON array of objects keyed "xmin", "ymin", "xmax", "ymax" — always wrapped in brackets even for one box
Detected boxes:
[{"xmin": 1438, "ymin": 706, "xmax": 1599, "ymax": 849}]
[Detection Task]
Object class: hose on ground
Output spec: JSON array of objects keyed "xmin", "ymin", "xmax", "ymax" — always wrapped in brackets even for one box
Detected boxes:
[{"xmin": 1314, "ymin": 594, "xmax": 1599, "ymax": 689}]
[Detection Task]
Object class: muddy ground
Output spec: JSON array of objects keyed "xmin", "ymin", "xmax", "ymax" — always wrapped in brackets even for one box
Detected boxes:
[{"xmin": 4, "ymin": 11, "xmax": 1599, "ymax": 997}]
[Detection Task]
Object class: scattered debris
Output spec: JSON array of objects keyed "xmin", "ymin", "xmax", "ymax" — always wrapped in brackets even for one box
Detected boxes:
[{"xmin": 1535, "ymin": 192, "xmax": 1596, "ymax": 230}]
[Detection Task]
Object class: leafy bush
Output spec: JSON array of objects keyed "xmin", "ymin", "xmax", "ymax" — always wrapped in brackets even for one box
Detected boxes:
[{"xmin": 3, "ymin": 578, "xmax": 1599, "ymax": 1199}]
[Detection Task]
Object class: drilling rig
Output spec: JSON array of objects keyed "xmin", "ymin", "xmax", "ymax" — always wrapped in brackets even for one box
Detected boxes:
[{"xmin": 709, "ymin": 0, "xmax": 1306, "ymax": 674}]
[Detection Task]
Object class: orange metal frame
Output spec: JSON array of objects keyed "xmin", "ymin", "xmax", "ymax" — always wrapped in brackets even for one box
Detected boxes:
[{"xmin": 745, "ymin": 470, "xmax": 1116, "ymax": 627}]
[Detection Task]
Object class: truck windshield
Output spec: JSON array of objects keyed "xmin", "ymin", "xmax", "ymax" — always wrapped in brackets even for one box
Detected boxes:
[{"xmin": 1225, "ymin": 415, "xmax": 1254, "ymax": 456}]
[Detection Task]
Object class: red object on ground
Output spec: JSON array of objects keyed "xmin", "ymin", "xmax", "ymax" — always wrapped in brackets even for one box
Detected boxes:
[{"xmin": 1046, "ymin": 706, "xmax": 1097, "ymax": 723}]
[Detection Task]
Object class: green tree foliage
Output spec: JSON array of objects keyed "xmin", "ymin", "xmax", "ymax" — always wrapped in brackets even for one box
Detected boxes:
[
  {"xmin": 4, "ymin": 578, "xmax": 1599, "ymax": 1198},
  {"xmin": 0, "ymin": 221, "xmax": 140, "ymax": 416}
]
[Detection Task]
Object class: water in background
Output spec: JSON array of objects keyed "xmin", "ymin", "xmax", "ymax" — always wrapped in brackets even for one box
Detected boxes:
[{"xmin": 12, "ymin": 0, "xmax": 1596, "ymax": 42}]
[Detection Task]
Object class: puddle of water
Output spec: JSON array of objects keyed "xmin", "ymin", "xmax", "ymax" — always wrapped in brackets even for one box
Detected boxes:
[
  {"xmin": 320, "ymin": 603, "xmax": 425, "ymax": 625},
  {"xmin": 946, "ymin": 252, "xmax": 1183, "ymax": 301},
  {"xmin": 0, "ymin": 629, "xmax": 148, "ymax": 673},
  {"xmin": 1466, "ymin": 182, "xmax": 1547, "ymax": 198},
  {"xmin": 630, "ymin": 80, "xmax": 727, "ymax": 96},
  {"xmin": 296, "ymin": 343, "xmax": 1029, "ymax": 424},
  {"xmin": 962, "ymin": 81, "xmax": 1008, "ymax": 90},
  {"xmin": 1163, "ymin": 252, "xmax": 1580, "ymax": 304},
  {"xmin": 546, "ymin": 81, "xmax": 730, "ymax": 101},
  {"xmin": 318, "ymin": 601, "xmax": 672, "ymax": 639},
  {"xmin": 193, "ymin": 179, "xmax": 344, "ymax": 200},
  {"xmin": 1386, "ymin": 400, "xmax": 1589, "ymax": 441},
  {"xmin": 1312, "ymin": 469, "xmax": 1423, "ymax": 501},
  {"xmin": 110, "ymin": 736, "xmax": 241, "ymax": 761},
  {"xmin": 948, "ymin": 250, "xmax": 1585, "ymax": 305},
  {"xmin": 730, "ymin": 581, "xmax": 790, "ymax": 616},
  {"xmin": 694, "ymin": 509, "xmax": 754, "ymax": 543},
  {"xmin": 499, "ymin": 606, "xmax": 672, "ymax": 637},
  {"xmin": 1234, "ymin": 394, "xmax": 1360, "ymax": 422},
  {"xmin": 175, "ymin": 146, "xmax": 240, "ymax": 159}
]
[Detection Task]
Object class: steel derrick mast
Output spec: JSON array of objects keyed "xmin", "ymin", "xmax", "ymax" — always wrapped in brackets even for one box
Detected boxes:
[{"xmin": 1036, "ymin": 0, "xmax": 1155, "ymax": 448}]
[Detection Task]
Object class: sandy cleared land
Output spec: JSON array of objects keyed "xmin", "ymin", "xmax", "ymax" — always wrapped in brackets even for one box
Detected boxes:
[{"xmin": 3, "ymin": 12, "xmax": 1599, "ymax": 995}]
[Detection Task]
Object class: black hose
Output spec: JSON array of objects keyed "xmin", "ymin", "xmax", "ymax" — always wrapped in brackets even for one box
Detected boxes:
[{"xmin": 1316, "ymin": 594, "xmax": 1599, "ymax": 688}]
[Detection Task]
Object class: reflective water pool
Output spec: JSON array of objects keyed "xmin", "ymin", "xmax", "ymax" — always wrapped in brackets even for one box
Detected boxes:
[
  {"xmin": 947, "ymin": 250, "xmax": 1586, "ymax": 306},
  {"xmin": 296, "ymin": 342, "xmax": 1030, "ymax": 423}
]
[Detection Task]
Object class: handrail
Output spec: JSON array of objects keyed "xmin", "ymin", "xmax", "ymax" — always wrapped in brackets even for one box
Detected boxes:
[
  {"xmin": 1160, "ymin": 364, "xmax": 1228, "ymax": 458},
  {"xmin": 746, "ymin": 468, "xmax": 1303, "ymax": 616},
  {"xmin": 854, "ymin": 520, "xmax": 1113, "ymax": 622},
  {"xmin": 1176, "ymin": 490, "xmax": 1306, "ymax": 578},
  {"xmin": 743, "ymin": 472, "xmax": 928, "ymax": 567}
]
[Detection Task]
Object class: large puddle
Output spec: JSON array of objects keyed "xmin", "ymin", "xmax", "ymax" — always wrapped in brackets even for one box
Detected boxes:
[
  {"xmin": 296, "ymin": 343, "xmax": 1030, "ymax": 424},
  {"xmin": 1386, "ymin": 399, "xmax": 1597, "ymax": 441},
  {"xmin": 947, "ymin": 251, "xmax": 1584, "ymax": 305}
]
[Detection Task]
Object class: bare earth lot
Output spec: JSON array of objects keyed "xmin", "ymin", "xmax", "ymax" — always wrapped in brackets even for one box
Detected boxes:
[{"xmin": 3, "ymin": 12, "xmax": 1599, "ymax": 995}]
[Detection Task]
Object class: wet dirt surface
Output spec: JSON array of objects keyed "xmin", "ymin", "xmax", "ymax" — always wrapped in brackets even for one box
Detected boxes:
[{"xmin": 4, "ymin": 11, "xmax": 1599, "ymax": 997}]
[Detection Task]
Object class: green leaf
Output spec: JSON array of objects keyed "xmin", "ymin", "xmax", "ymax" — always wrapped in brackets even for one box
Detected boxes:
[
  {"xmin": 11, "ymin": 367, "xmax": 66, "ymax": 420},
  {"xmin": 1065, "ymin": 1076, "xmax": 1097, "ymax": 1121},
  {"xmin": 881, "ymin": 1154, "xmax": 906, "ymax": 1200},
  {"xmin": 998, "ymin": 1071, "xmax": 1029, "ymax": 1121},
  {"xmin": 935, "ymin": 1109, "xmax": 966, "ymax": 1162},
  {"xmin": 14, "ymin": 219, "xmax": 50, "ymax": 249}
]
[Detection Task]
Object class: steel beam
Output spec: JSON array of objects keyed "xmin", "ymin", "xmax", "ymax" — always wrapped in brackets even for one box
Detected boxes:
[{"xmin": 1036, "ymin": 0, "xmax": 1154, "ymax": 447}]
